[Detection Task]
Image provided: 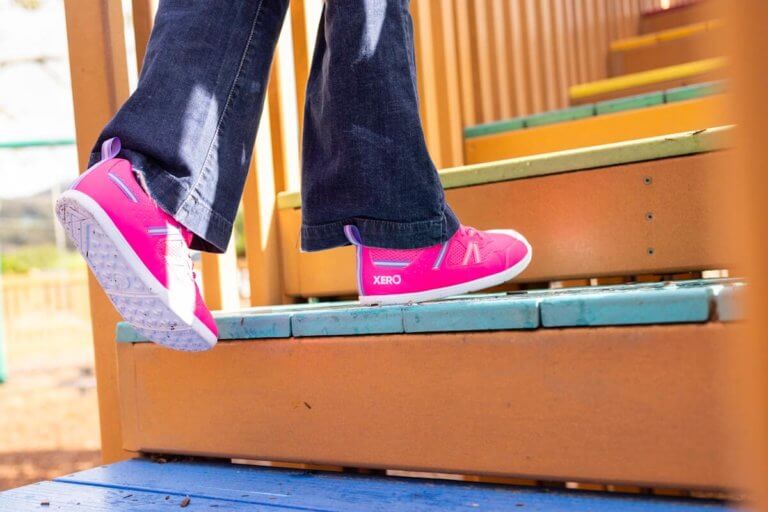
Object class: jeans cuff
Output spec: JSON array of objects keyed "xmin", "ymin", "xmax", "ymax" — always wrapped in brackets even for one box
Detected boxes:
[
  {"xmin": 89, "ymin": 149, "xmax": 232, "ymax": 254},
  {"xmin": 300, "ymin": 205, "xmax": 460, "ymax": 252}
]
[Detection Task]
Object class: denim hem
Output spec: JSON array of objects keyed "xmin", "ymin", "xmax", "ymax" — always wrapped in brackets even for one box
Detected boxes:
[
  {"xmin": 300, "ymin": 206, "xmax": 460, "ymax": 252},
  {"xmin": 89, "ymin": 150, "xmax": 232, "ymax": 254}
]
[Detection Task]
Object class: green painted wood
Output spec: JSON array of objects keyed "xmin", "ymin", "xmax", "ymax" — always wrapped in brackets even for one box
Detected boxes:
[
  {"xmin": 291, "ymin": 305, "xmax": 405, "ymax": 337},
  {"xmin": 524, "ymin": 104, "xmax": 596, "ymax": 128},
  {"xmin": 464, "ymin": 117, "xmax": 525, "ymax": 138},
  {"xmin": 403, "ymin": 296, "xmax": 539, "ymax": 333},
  {"xmin": 540, "ymin": 286, "xmax": 711, "ymax": 327},
  {"xmin": 278, "ymin": 126, "xmax": 731, "ymax": 210},
  {"xmin": 665, "ymin": 81, "xmax": 726, "ymax": 103},
  {"xmin": 596, "ymin": 91, "xmax": 665, "ymax": 115},
  {"xmin": 116, "ymin": 310, "xmax": 293, "ymax": 342},
  {"xmin": 463, "ymin": 81, "xmax": 725, "ymax": 141},
  {"xmin": 116, "ymin": 279, "xmax": 743, "ymax": 343}
]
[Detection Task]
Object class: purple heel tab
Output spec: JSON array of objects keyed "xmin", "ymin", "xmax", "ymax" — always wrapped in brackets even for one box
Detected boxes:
[
  {"xmin": 101, "ymin": 137, "xmax": 122, "ymax": 161},
  {"xmin": 343, "ymin": 225, "xmax": 363, "ymax": 246}
]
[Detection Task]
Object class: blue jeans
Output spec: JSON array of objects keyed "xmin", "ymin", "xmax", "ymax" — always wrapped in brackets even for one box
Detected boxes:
[{"xmin": 91, "ymin": 0, "xmax": 459, "ymax": 253}]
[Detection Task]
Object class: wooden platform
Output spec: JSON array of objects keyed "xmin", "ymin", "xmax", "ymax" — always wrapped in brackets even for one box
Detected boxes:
[
  {"xmin": 113, "ymin": 279, "xmax": 745, "ymax": 490},
  {"xmin": 609, "ymin": 20, "xmax": 722, "ymax": 76},
  {"xmin": 0, "ymin": 459, "xmax": 737, "ymax": 511},
  {"xmin": 278, "ymin": 128, "xmax": 732, "ymax": 299},
  {"xmin": 569, "ymin": 58, "xmax": 725, "ymax": 105},
  {"xmin": 465, "ymin": 82, "xmax": 726, "ymax": 163}
]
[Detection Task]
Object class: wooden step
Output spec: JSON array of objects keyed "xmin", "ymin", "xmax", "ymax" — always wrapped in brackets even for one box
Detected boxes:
[
  {"xmin": 610, "ymin": 20, "xmax": 723, "ymax": 76},
  {"xmin": 277, "ymin": 128, "xmax": 732, "ymax": 299},
  {"xmin": 569, "ymin": 58, "xmax": 726, "ymax": 105},
  {"xmin": 113, "ymin": 280, "xmax": 745, "ymax": 491},
  {"xmin": 640, "ymin": 0, "xmax": 715, "ymax": 34},
  {"xmin": 465, "ymin": 82, "xmax": 726, "ymax": 163},
  {"xmin": 0, "ymin": 459, "xmax": 738, "ymax": 510}
]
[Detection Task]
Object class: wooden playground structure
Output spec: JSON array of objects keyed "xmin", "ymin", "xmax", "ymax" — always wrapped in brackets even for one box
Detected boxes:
[{"xmin": 2, "ymin": 0, "xmax": 767, "ymax": 509}]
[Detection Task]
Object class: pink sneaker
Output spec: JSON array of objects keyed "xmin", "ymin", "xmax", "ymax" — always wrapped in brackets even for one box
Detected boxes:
[
  {"xmin": 55, "ymin": 138, "xmax": 218, "ymax": 351},
  {"xmin": 345, "ymin": 224, "xmax": 532, "ymax": 305}
]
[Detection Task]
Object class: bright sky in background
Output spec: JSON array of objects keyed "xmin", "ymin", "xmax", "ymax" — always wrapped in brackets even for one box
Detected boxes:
[
  {"xmin": 0, "ymin": 0, "xmax": 323, "ymax": 200},
  {"xmin": 0, "ymin": 0, "xmax": 79, "ymax": 199}
]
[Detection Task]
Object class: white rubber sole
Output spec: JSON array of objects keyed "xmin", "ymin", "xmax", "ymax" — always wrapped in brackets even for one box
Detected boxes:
[
  {"xmin": 359, "ymin": 230, "xmax": 533, "ymax": 306},
  {"xmin": 56, "ymin": 190, "xmax": 217, "ymax": 351}
]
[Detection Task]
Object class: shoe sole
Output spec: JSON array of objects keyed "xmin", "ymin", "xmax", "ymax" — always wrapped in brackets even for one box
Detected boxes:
[
  {"xmin": 359, "ymin": 232, "xmax": 533, "ymax": 306},
  {"xmin": 56, "ymin": 190, "xmax": 217, "ymax": 351}
]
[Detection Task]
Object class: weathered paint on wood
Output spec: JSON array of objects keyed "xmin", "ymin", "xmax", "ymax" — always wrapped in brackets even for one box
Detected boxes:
[
  {"xmin": 403, "ymin": 296, "xmax": 539, "ymax": 333},
  {"xmin": 116, "ymin": 280, "xmax": 741, "ymax": 342},
  {"xmin": 540, "ymin": 286, "xmax": 711, "ymax": 327},
  {"xmin": 0, "ymin": 459, "xmax": 735, "ymax": 511},
  {"xmin": 292, "ymin": 305, "xmax": 406, "ymax": 337}
]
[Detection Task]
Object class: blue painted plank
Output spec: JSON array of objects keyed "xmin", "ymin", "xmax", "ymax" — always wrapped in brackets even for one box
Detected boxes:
[
  {"xmin": 403, "ymin": 296, "xmax": 539, "ymax": 333},
  {"xmin": 53, "ymin": 459, "xmax": 734, "ymax": 512},
  {"xmin": 713, "ymin": 283, "xmax": 746, "ymax": 322},
  {"xmin": 541, "ymin": 286, "xmax": 712, "ymax": 327},
  {"xmin": 291, "ymin": 305, "xmax": 404, "ymax": 337},
  {"xmin": 0, "ymin": 480, "xmax": 261, "ymax": 511}
]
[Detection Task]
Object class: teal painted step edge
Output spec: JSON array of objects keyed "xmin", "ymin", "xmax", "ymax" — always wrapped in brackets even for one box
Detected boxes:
[
  {"xmin": 596, "ymin": 91, "xmax": 664, "ymax": 115},
  {"xmin": 464, "ymin": 80, "xmax": 726, "ymax": 139},
  {"xmin": 116, "ymin": 279, "xmax": 744, "ymax": 343},
  {"xmin": 524, "ymin": 104, "xmax": 596, "ymax": 128}
]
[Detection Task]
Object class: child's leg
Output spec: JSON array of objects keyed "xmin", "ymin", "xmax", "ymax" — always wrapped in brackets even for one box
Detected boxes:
[
  {"xmin": 92, "ymin": 0, "xmax": 289, "ymax": 254},
  {"xmin": 300, "ymin": 0, "xmax": 460, "ymax": 252},
  {"xmin": 57, "ymin": 1, "xmax": 289, "ymax": 350},
  {"xmin": 301, "ymin": 1, "xmax": 532, "ymax": 304}
]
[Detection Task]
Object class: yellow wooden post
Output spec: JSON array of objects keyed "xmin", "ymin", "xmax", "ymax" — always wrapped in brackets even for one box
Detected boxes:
[
  {"xmin": 470, "ymin": 0, "xmax": 496, "ymax": 123},
  {"xmin": 242, "ymin": 83, "xmax": 287, "ymax": 307},
  {"xmin": 131, "ymin": 0, "xmax": 157, "ymax": 71},
  {"xmin": 452, "ymin": 0, "xmax": 479, "ymax": 128},
  {"xmin": 490, "ymin": 0, "xmax": 513, "ymax": 119},
  {"xmin": 290, "ymin": 0, "xmax": 310, "ymax": 138},
  {"xmin": 267, "ymin": 59, "xmax": 289, "ymax": 194},
  {"xmin": 523, "ymin": 0, "xmax": 545, "ymax": 114},
  {"xmin": 63, "ymin": 0, "xmax": 132, "ymax": 463},
  {"xmin": 200, "ymin": 246, "xmax": 240, "ymax": 311},
  {"xmin": 412, "ymin": 0, "xmax": 464, "ymax": 167}
]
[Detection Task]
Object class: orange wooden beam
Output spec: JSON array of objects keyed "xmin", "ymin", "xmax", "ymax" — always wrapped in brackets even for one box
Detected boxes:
[{"xmin": 118, "ymin": 323, "xmax": 743, "ymax": 490}]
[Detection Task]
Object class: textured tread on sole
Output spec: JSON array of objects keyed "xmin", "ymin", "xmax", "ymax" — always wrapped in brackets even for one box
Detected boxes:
[{"xmin": 56, "ymin": 195, "xmax": 213, "ymax": 352}]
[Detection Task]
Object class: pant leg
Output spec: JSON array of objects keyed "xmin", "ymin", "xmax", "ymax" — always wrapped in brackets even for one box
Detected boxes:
[
  {"xmin": 300, "ymin": 0, "xmax": 460, "ymax": 252},
  {"xmin": 91, "ymin": 0, "xmax": 289, "ymax": 253}
]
